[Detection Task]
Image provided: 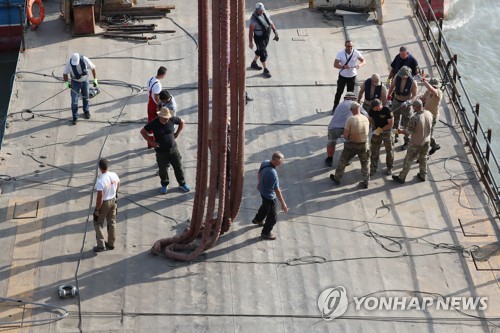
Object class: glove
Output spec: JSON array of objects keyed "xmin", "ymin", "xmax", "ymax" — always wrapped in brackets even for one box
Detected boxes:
[
  {"xmin": 65, "ymin": 81, "xmax": 71, "ymax": 89},
  {"xmin": 273, "ymin": 31, "xmax": 279, "ymax": 41},
  {"xmin": 373, "ymin": 127, "xmax": 383, "ymax": 136},
  {"xmin": 93, "ymin": 79, "xmax": 98, "ymax": 87}
]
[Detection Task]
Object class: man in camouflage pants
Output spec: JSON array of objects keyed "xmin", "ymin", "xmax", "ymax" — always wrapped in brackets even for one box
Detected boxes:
[
  {"xmin": 392, "ymin": 99, "xmax": 433, "ymax": 184},
  {"xmin": 330, "ymin": 102, "xmax": 371, "ymax": 189},
  {"xmin": 387, "ymin": 66, "xmax": 417, "ymax": 149},
  {"xmin": 369, "ymin": 99, "xmax": 395, "ymax": 176}
]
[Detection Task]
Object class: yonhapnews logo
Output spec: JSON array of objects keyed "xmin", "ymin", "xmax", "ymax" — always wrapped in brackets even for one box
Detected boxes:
[
  {"xmin": 318, "ymin": 286, "xmax": 488, "ymax": 320},
  {"xmin": 317, "ymin": 286, "xmax": 349, "ymax": 320}
]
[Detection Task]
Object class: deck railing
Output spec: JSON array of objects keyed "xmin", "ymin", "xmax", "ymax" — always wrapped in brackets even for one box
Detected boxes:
[{"xmin": 411, "ymin": 0, "xmax": 500, "ymax": 215}]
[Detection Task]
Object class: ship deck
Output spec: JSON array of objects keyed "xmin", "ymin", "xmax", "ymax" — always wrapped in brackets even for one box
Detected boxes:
[{"xmin": 0, "ymin": 0, "xmax": 499, "ymax": 332}]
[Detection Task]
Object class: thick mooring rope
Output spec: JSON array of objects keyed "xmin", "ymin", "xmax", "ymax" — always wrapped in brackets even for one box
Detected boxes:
[{"xmin": 152, "ymin": 0, "xmax": 245, "ymax": 260}]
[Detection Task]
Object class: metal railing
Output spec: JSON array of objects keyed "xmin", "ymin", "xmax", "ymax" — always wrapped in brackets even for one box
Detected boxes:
[{"xmin": 411, "ymin": 0, "xmax": 500, "ymax": 215}]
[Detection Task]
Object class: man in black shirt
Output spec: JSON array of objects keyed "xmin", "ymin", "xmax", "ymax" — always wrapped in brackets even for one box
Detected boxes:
[
  {"xmin": 368, "ymin": 99, "xmax": 395, "ymax": 176},
  {"xmin": 140, "ymin": 107, "xmax": 191, "ymax": 194},
  {"xmin": 387, "ymin": 46, "xmax": 419, "ymax": 82}
]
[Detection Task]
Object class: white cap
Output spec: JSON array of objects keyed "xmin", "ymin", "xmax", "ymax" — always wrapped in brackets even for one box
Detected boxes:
[
  {"xmin": 256, "ymin": 2, "xmax": 265, "ymax": 10},
  {"xmin": 70, "ymin": 53, "xmax": 80, "ymax": 65}
]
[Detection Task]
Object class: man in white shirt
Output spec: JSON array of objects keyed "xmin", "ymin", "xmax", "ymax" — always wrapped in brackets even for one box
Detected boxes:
[
  {"xmin": 146, "ymin": 66, "xmax": 167, "ymax": 148},
  {"xmin": 63, "ymin": 53, "xmax": 97, "ymax": 125},
  {"xmin": 332, "ymin": 40, "xmax": 366, "ymax": 112},
  {"xmin": 93, "ymin": 159, "xmax": 121, "ymax": 252}
]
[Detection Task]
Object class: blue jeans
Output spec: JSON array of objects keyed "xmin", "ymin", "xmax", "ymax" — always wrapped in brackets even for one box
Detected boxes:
[{"xmin": 71, "ymin": 79, "xmax": 89, "ymax": 119}]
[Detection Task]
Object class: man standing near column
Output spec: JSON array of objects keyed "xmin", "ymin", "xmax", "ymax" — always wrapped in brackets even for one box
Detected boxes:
[
  {"xmin": 249, "ymin": 2, "xmax": 279, "ymax": 78},
  {"xmin": 252, "ymin": 151, "xmax": 288, "ymax": 240}
]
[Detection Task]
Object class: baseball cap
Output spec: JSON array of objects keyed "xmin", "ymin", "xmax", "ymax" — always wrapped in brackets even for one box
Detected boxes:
[
  {"xmin": 70, "ymin": 53, "xmax": 80, "ymax": 65},
  {"xmin": 256, "ymin": 2, "xmax": 265, "ymax": 10},
  {"xmin": 345, "ymin": 92, "xmax": 356, "ymax": 98}
]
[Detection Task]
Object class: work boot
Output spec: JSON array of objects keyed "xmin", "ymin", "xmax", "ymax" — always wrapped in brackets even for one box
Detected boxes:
[
  {"xmin": 329, "ymin": 174, "xmax": 340, "ymax": 185},
  {"xmin": 392, "ymin": 175, "xmax": 405, "ymax": 184},
  {"xmin": 251, "ymin": 61, "xmax": 262, "ymax": 70},
  {"xmin": 252, "ymin": 218, "xmax": 264, "ymax": 226},
  {"xmin": 360, "ymin": 181, "xmax": 369, "ymax": 189},
  {"xmin": 429, "ymin": 144, "xmax": 441, "ymax": 155},
  {"xmin": 263, "ymin": 68, "xmax": 272, "ymax": 78},
  {"xmin": 261, "ymin": 232, "xmax": 277, "ymax": 240},
  {"xmin": 93, "ymin": 246, "xmax": 105, "ymax": 253},
  {"xmin": 325, "ymin": 156, "xmax": 333, "ymax": 167},
  {"xmin": 417, "ymin": 173, "xmax": 426, "ymax": 182}
]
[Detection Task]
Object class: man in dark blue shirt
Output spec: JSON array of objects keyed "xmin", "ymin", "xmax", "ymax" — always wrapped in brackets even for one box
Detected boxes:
[
  {"xmin": 252, "ymin": 151, "xmax": 288, "ymax": 240},
  {"xmin": 388, "ymin": 46, "xmax": 419, "ymax": 82},
  {"xmin": 140, "ymin": 107, "xmax": 190, "ymax": 194}
]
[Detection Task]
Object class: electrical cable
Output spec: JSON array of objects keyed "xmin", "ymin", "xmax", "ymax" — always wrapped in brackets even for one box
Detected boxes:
[
  {"xmin": 0, "ymin": 296, "xmax": 68, "ymax": 327},
  {"xmin": 72, "ymin": 91, "xmax": 132, "ymax": 333},
  {"xmin": 122, "ymin": 195, "xmax": 181, "ymax": 225},
  {"xmin": 105, "ymin": 14, "xmax": 133, "ymax": 25},
  {"xmin": 66, "ymin": 309, "xmax": 500, "ymax": 324},
  {"xmin": 0, "ymin": 175, "xmax": 13, "ymax": 181}
]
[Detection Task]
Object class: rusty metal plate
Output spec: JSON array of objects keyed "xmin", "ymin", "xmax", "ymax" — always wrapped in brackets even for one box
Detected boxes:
[{"xmin": 13, "ymin": 201, "xmax": 39, "ymax": 219}]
